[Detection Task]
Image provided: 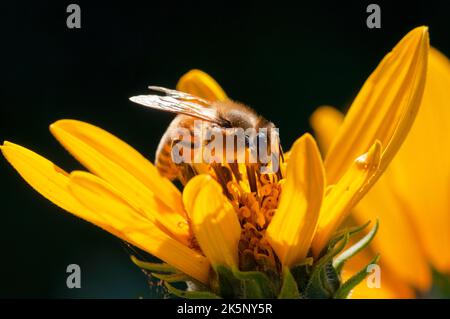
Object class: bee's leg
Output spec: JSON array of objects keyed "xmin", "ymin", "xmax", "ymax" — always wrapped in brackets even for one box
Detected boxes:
[
  {"xmin": 276, "ymin": 144, "xmax": 284, "ymax": 180},
  {"xmin": 178, "ymin": 163, "xmax": 197, "ymax": 185},
  {"xmin": 279, "ymin": 144, "xmax": 285, "ymax": 162},
  {"xmin": 246, "ymin": 164, "xmax": 258, "ymax": 193},
  {"xmin": 211, "ymin": 163, "xmax": 234, "ymax": 199},
  {"xmin": 229, "ymin": 162, "xmax": 242, "ymax": 182}
]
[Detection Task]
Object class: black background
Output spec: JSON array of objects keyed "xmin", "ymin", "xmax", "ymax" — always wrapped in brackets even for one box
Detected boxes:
[{"xmin": 0, "ymin": 0, "xmax": 448, "ymax": 298}]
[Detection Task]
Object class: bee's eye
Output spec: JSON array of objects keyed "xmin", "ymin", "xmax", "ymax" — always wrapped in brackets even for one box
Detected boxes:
[
  {"xmin": 224, "ymin": 120, "xmax": 233, "ymax": 128},
  {"xmin": 220, "ymin": 118, "xmax": 233, "ymax": 128}
]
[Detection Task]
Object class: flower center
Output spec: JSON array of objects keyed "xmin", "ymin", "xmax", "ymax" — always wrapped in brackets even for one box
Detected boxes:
[
  {"xmin": 214, "ymin": 163, "xmax": 283, "ymax": 273},
  {"xmin": 181, "ymin": 144, "xmax": 285, "ymax": 274}
]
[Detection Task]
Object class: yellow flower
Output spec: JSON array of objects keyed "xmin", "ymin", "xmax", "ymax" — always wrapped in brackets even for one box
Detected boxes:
[
  {"xmin": 312, "ymin": 30, "xmax": 449, "ymax": 298},
  {"xmin": 1, "ymin": 26, "xmax": 429, "ymax": 297}
]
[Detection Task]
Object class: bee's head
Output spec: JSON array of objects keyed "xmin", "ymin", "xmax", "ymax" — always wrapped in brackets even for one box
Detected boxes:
[{"xmin": 214, "ymin": 100, "xmax": 261, "ymax": 130}]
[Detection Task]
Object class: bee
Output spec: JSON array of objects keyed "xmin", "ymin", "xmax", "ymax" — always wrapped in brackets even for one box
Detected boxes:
[{"xmin": 130, "ymin": 86, "xmax": 282, "ymax": 191}]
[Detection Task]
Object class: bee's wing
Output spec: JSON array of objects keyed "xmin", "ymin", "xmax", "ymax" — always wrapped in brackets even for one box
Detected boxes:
[
  {"xmin": 130, "ymin": 93, "xmax": 225, "ymax": 124},
  {"xmin": 147, "ymin": 86, "xmax": 210, "ymax": 104}
]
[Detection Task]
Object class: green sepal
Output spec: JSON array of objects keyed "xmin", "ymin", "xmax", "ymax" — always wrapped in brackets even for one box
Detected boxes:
[
  {"xmin": 323, "ymin": 221, "xmax": 371, "ymax": 257},
  {"xmin": 164, "ymin": 281, "xmax": 221, "ymax": 299},
  {"xmin": 290, "ymin": 257, "xmax": 313, "ymax": 292},
  {"xmin": 212, "ymin": 265, "xmax": 241, "ymax": 298},
  {"xmin": 333, "ymin": 254, "xmax": 380, "ymax": 299},
  {"xmin": 232, "ymin": 268, "xmax": 276, "ymax": 298},
  {"xmin": 334, "ymin": 220, "xmax": 370, "ymax": 237},
  {"xmin": 212, "ymin": 265, "xmax": 278, "ymax": 298},
  {"xmin": 428, "ymin": 268, "xmax": 450, "ymax": 298},
  {"xmin": 131, "ymin": 219, "xmax": 379, "ymax": 299},
  {"xmin": 303, "ymin": 233, "xmax": 349, "ymax": 298},
  {"xmin": 322, "ymin": 262, "xmax": 340, "ymax": 293},
  {"xmin": 302, "ymin": 261, "xmax": 340, "ymax": 299},
  {"xmin": 278, "ymin": 267, "xmax": 301, "ymax": 299},
  {"xmin": 333, "ymin": 219, "xmax": 379, "ymax": 274},
  {"xmin": 317, "ymin": 232, "xmax": 350, "ymax": 269},
  {"xmin": 152, "ymin": 272, "xmax": 191, "ymax": 283},
  {"xmin": 131, "ymin": 255, "xmax": 177, "ymax": 273}
]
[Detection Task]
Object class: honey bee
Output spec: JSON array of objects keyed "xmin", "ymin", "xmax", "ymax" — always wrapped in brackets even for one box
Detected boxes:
[{"xmin": 130, "ymin": 86, "xmax": 282, "ymax": 190}]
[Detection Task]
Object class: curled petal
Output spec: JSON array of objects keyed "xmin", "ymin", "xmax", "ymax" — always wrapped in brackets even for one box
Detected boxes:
[
  {"xmin": 324, "ymin": 26, "xmax": 429, "ymax": 187},
  {"xmin": 312, "ymin": 141, "xmax": 382, "ymax": 256}
]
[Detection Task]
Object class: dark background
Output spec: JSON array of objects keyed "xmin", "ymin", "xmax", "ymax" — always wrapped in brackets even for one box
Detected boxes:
[{"xmin": 0, "ymin": 0, "xmax": 448, "ymax": 298}]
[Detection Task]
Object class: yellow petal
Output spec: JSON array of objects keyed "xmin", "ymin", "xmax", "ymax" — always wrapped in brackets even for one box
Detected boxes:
[
  {"xmin": 342, "ymin": 249, "xmax": 415, "ymax": 299},
  {"xmin": 310, "ymin": 106, "xmax": 344, "ymax": 156},
  {"xmin": 69, "ymin": 171, "xmax": 210, "ymax": 284},
  {"xmin": 349, "ymin": 279, "xmax": 413, "ymax": 299},
  {"xmin": 266, "ymin": 133, "xmax": 325, "ymax": 266},
  {"xmin": 50, "ymin": 120, "xmax": 182, "ymax": 212},
  {"xmin": 0, "ymin": 141, "xmax": 104, "ymax": 225},
  {"xmin": 352, "ymin": 173, "xmax": 431, "ymax": 290},
  {"xmin": 312, "ymin": 141, "xmax": 382, "ymax": 257},
  {"xmin": 381, "ymin": 48, "xmax": 450, "ymax": 274},
  {"xmin": 390, "ymin": 48, "xmax": 450, "ymax": 273},
  {"xmin": 176, "ymin": 69, "xmax": 228, "ymax": 101},
  {"xmin": 0, "ymin": 142, "xmax": 145, "ymax": 247},
  {"xmin": 311, "ymin": 104, "xmax": 430, "ymax": 289},
  {"xmin": 1, "ymin": 142, "xmax": 209, "ymax": 283},
  {"xmin": 183, "ymin": 175, "xmax": 241, "ymax": 267},
  {"xmin": 50, "ymin": 120, "xmax": 190, "ymax": 244},
  {"xmin": 324, "ymin": 26, "xmax": 429, "ymax": 186}
]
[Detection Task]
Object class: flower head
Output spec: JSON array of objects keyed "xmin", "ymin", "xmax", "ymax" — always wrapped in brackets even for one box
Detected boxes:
[{"xmin": 1, "ymin": 26, "xmax": 430, "ymax": 298}]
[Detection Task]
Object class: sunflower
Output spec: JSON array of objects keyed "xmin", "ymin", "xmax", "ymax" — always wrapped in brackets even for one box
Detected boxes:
[
  {"xmin": 1, "ymin": 26, "xmax": 429, "ymax": 298},
  {"xmin": 312, "ymin": 42, "xmax": 450, "ymax": 299}
]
